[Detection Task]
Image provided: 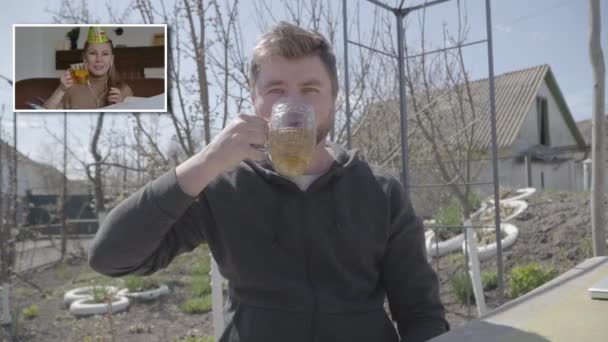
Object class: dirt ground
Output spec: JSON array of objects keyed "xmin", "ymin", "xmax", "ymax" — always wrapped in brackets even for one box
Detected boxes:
[
  {"xmin": 434, "ymin": 189, "xmax": 607, "ymax": 327},
  {"xmin": 2, "ymin": 189, "xmax": 606, "ymax": 341}
]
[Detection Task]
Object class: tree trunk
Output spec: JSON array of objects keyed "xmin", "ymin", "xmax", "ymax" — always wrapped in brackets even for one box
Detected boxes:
[{"xmin": 589, "ymin": 0, "xmax": 606, "ymax": 256}]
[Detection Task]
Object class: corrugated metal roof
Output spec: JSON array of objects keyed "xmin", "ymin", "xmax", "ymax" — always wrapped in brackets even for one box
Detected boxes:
[
  {"xmin": 465, "ymin": 64, "xmax": 549, "ymax": 148},
  {"xmin": 364, "ymin": 64, "xmax": 585, "ymax": 148}
]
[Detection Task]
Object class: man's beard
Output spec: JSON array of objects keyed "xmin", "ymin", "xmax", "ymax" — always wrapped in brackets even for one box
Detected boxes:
[{"xmin": 316, "ymin": 107, "xmax": 335, "ymax": 145}]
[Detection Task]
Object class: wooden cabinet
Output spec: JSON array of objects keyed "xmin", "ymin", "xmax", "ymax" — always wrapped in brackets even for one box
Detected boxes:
[{"xmin": 55, "ymin": 46, "xmax": 164, "ymax": 80}]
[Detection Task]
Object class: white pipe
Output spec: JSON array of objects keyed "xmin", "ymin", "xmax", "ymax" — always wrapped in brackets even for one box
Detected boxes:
[{"xmin": 211, "ymin": 254, "xmax": 225, "ymax": 341}]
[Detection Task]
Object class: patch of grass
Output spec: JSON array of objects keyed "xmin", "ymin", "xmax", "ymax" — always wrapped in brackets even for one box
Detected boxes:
[
  {"xmin": 435, "ymin": 199, "xmax": 462, "ymax": 229},
  {"xmin": 181, "ymin": 295, "xmax": 212, "ymax": 314},
  {"xmin": 445, "ymin": 253, "xmax": 465, "ymax": 266},
  {"xmin": 123, "ymin": 275, "xmax": 160, "ymax": 292},
  {"xmin": 12, "ymin": 287, "xmax": 37, "ymax": 300},
  {"xmin": 190, "ymin": 275, "xmax": 211, "ymax": 297},
  {"xmin": 191, "ymin": 256, "xmax": 211, "ymax": 277},
  {"xmin": 433, "ymin": 193, "xmax": 481, "ymax": 241},
  {"xmin": 451, "ymin": 271, "xmax": 475, "ymax": 305},
  {"xmin": 580, "ymin": 238, "xmax": 593, "ymax": 258},
  {"xmin": 482, "ymin": 270, "xmax": 498, "ymax": 291},
  {"xmin": 173, "ymin": 336, "xmax": 214, "ymax": 342},
  {"xmin": 166, "ymin": 244, "xmax": 210, "ymax": 274},
  {"xmin": 508, "ymin": 263, "xmax": 558, "ymax": 299},
  {"xmin": 89, "ymin": 284, "xmax": 119, "ymax": 303},
  {"xmin": 55, "ymin": 261, "xmax": 72, "ymax": 281},
  {"xmin": 21, "ymin": 304, "xmax": 39, "ymax": 320}
]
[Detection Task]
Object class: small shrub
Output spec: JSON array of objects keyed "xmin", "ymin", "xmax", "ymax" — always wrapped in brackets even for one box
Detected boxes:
[
  {"xmin": 434, "ymin": 193, "xmax": 480, "ymax": 241},
  {"xmin": 90, "ymin": 285, "xmax": 114, "ymax": 303},
  {"xmin": 451, "ymin": 271, "xmax": 475, "ymax": 304},
  {"xmin": 190, "ymin": 275, "xmax": 211, "ymax": 297},
  {"xmin": 21, "ymin": 304, "xmax": 39, "ymax": 320},
  {"xmin": 435, "ymin": 199, "xmax": 462, "ymax": 228},
  {"xmin": 482, "ymin": 270, "xmax": 498, "ymax": 291},
  {"xmin": 509, "ymin": 263, "xmax": 558, "ymax": 299},
  {"xmin": 181, "ymin": 296, "xmax": 212, "ymax": 314},
  {"xmin": 124, "ymin": 276, "xmax": 160, "ymax": 292}
]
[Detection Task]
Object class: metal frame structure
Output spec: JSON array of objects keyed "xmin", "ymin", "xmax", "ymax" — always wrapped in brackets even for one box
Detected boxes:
[{"xmin": 342, "ymin": 0, "xmax": 506, "ymax": 303}]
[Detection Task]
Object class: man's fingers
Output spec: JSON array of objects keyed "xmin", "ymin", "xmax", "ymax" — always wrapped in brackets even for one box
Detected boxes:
[
  {"xmin": 238, "ymin": 113, "xmax": 269, "ymax": 125},
  {"xmin": 245, "ymin": 145, "xmax": 267, "ymax": 161},
  {"xmin": 247, "ymin": 129, "xmax": 267, "ymax": 146}
]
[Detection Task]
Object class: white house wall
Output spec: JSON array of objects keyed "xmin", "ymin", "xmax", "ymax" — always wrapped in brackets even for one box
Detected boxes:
[{"xmin": 512, "ymin": 80, "xmax": 577, "ymax": 151}]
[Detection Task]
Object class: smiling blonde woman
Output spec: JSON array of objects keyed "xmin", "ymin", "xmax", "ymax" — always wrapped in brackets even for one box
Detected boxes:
[{"xmin": 43, "ymin": 26, "xmax": 133, "ymax": 110}]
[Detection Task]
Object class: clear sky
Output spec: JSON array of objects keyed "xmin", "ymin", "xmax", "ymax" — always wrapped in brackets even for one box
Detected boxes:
[{"xmin": 0, "ymin": 0, "xmax": 606, "ymax": 179}]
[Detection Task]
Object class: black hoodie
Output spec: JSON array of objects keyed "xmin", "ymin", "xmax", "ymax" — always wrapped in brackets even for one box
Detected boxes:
[{"xmin": 88, "ymin": 143, "xmax": 449, "ymax": 342}]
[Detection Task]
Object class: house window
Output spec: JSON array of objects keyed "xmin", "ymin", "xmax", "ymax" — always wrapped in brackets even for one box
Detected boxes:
[{"xmin": 536, "ymin": 96, "xmax": 550, "ymax": 146}]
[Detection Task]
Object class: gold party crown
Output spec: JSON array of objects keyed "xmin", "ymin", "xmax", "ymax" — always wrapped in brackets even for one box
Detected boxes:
[{"xmin": 87, "ymin": 26, "xmax": 109, "ymax": 44}]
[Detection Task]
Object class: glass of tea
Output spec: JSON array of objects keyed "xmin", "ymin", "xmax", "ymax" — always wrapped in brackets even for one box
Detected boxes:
[
  {"xmin": 69, "ymin": 63, "xmax": 89, "ymax": 85},
  {"xmin": 267, "ymin": 101, "xmax": 316, "ymax": 177}
]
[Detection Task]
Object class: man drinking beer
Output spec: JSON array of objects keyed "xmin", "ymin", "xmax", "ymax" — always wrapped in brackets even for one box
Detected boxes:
[{"xmin": 89, "ymin": 21, "xmax": 449, "ymax": 342}]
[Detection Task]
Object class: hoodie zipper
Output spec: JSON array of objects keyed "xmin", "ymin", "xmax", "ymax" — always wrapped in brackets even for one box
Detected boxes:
[{"xmin": 303, "ymin": 192, "xmax": 318, "ymax": 342}]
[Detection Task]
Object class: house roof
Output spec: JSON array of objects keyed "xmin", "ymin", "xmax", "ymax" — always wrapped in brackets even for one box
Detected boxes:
[
  {"xmin": 435, "ymin": 64, "xmax": 586, "ymax": 149},
  {"xmin": 358, "ymin": 64, "xmax": 587, "ymax": 153}
]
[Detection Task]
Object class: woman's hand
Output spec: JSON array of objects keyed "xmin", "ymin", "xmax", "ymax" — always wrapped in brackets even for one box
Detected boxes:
[
  {"xmin": 59, "ymin": 70, "xmax": 74, "ymax": 91},
  {"xmin": 108, "ymin": 87, "xmax": 125, "ymax": 104}
]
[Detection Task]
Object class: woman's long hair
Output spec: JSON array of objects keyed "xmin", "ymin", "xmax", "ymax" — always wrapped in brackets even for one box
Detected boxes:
[{"xmin": 82, "ymin": 40, "xmax": 124, "ymax": 104}]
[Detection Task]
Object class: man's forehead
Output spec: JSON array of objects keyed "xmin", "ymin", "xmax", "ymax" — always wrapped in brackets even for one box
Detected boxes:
[{"xmin": 257, "ymin": 55, "xmax": 330, "ymax": 86}]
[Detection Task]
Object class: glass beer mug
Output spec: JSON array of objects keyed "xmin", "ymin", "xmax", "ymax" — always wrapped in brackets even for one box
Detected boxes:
[
  {"xmin": 70, "ymin": 63, "xmax": 89, "ymax": 85},
  {"xmin": 267, "ymin": 101, "xmax": 316, "ymax": 177}
]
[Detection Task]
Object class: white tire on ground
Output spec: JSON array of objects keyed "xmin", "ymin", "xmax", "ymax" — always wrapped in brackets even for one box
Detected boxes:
[
  {"xmin": 502, "ymin": 188, "xmax": 536, "ymax": 203},
  {"xmin": 69, "ymin": 295, "xmax": 130, "ymax": 317},
  {"xmin": 502, "ymin": 200, "xmax": 528, "ymax": 222},
  {"xmin": 117, "ymin": 284, "xmax": 169, "ymax": 301},
  {"xmin": 478, "ymin": 200, "xmax": 528, "ymax": 223},
  {"xmin": 486, "ymin": 188, "xmax": 536, "ymax": 204},
  {"xmin": 426, "ymin": 231, "xmax": 465, "ymax": 258},
  {"xmin": 63, "ymin": 286, "xmax": 119, "ymax": 308},
  {"xmin": 462, "ymin": 223, "xmax": 519, "ymax": 262}
]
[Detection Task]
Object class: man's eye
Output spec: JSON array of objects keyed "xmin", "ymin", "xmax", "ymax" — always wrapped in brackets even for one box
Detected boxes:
[
  {"xmin": 303, "ymin": 87, "xmax": 319, "ymax": 93},
  {"xmin": 268, "ymin": 88, "xmax": 283, "ymax": 94}
]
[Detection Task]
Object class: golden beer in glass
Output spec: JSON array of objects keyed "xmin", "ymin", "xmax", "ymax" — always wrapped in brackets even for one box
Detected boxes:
[
  {"xmin": 268, "ymin": 102, "xmax": 316, "ymax": 177},
  {"xmin": 70, "ymin": 63, "xmax": 89, "ymax": 85}
]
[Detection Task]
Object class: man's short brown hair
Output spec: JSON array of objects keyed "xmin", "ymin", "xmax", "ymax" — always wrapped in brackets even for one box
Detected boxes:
[{"xmin": 250, "ymin": 21, "xmax": 339, "ymax": 98}]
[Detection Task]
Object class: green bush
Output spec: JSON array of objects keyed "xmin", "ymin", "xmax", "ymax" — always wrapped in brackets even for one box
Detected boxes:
[
  {"xmin": 124, "ymin": 276, "xmax": 160, "ymax": 292},
  {"xmin": 508, "ymin": 263, "xmax": 558, "ymax": 299},
  {"xmin": 181, "ymin": 296, "xmax": 212, "ymax": 314},
  {"xmin": 434, "ymin": 193, "xmax": 481, "ymax": 240},
  {"xmin": 21, "ymin": 304, "xmax": 39, "ymax": 320},
  {"xmin": 190, "ymin": 275, "xmax": 211, "ymax": 297},
  {"xmin": 482, "ymin": 270, "xmax": 498, "ymax": 291},
  {"xmin": 451, "ymin": 271, "xmax": 475, "ymax": 304}
]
